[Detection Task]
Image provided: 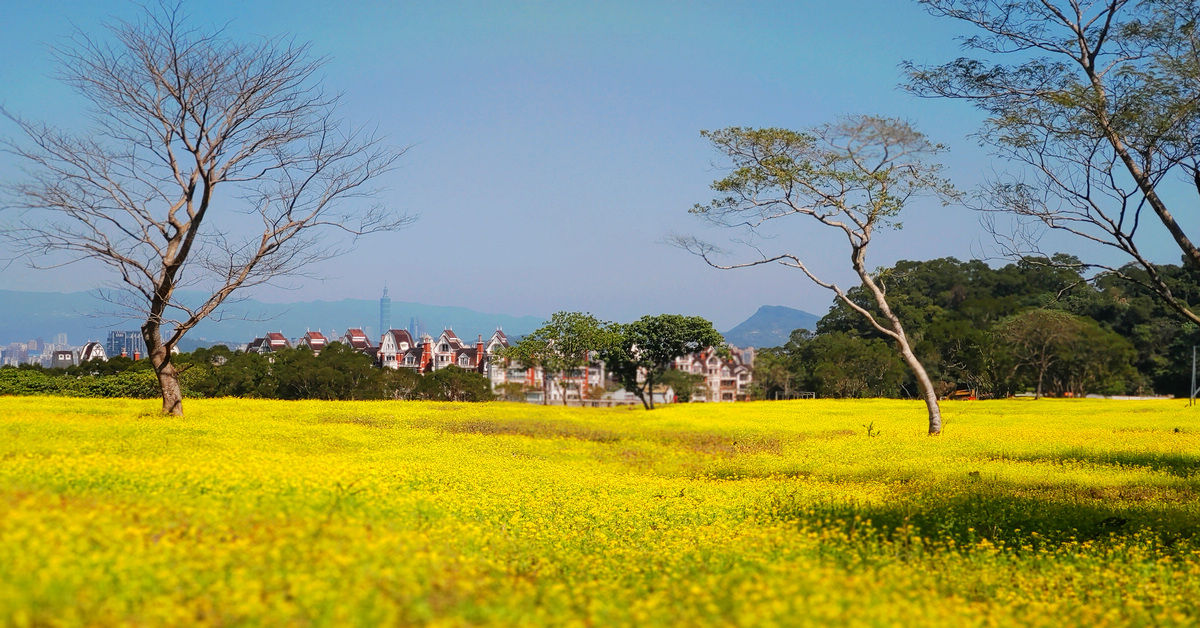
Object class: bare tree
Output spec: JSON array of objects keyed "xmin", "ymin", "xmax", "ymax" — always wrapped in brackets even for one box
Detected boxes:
[
  {"xmin": 1, "ymin": 2, "xmax": 412, "ymax": 415},
  {"xmin": 907, "ymin": 0, "xmax": 1200, "ymax": 325},
  {"xmin": 674, "ymin": 116, "xmax": 956, "ymax": 434},
  {"xmin": 993, "ymin": 309, "xmax": 1080, "ymax": 399}
]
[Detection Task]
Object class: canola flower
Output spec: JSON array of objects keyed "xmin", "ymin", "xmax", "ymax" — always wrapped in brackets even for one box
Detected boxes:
[{"xmin": 1, "ymin": 396, "xmax": 1199, "ymax": 626}]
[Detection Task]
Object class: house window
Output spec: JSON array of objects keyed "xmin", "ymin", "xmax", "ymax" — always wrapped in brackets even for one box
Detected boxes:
[
  {"xmin": 458, "ymin": 355, "xmax": 469, "ymax": 366},
  {"xmin": 405, "ymin": 356, "xmax": 416, "ymax": 365},
  {"xmin": 440, "ymin": 344, "xmax": 449, "ymax": 352}
]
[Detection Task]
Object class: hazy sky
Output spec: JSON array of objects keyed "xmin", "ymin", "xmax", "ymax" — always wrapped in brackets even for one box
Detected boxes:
[{"xmin": 0, "ymin": 1, "xmax": 1178, "ymax": 330}]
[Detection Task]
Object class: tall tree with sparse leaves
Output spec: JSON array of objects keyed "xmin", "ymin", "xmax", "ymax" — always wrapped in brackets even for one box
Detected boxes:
[
  {"xmin": 675, "ymin": 116, "xmax": 957, "ymax": 434},
  {"xmin": 908, "ymin": 0, "xmax": 1200, "ymax": 326}
]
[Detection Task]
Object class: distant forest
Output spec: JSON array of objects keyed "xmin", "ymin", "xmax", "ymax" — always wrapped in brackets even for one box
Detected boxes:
[{"xmin": 753, "ymin": 256, "xmax": 1199, "ymax": 400}]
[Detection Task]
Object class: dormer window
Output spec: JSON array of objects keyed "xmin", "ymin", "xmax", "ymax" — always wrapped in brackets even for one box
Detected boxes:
[
  {"xmin": 458, "ymin": 355, "xmax": 469, "ymax": 366},
  {"xmin": 440, "ymin": 343, "xmax": 449, "ymax": 352}
]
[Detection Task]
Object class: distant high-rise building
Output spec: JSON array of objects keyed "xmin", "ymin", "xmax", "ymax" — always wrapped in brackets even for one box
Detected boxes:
[
  {"xmin": 54, "ymin": 332, "xmax": 68, "ymax": 346},
  {"xmin": 380, "ymin": 285, "xmax": 392, "ymax": 335},
  {"xmin": 106, "ymin": 330, "xmax": 146, "ymax": 358}
]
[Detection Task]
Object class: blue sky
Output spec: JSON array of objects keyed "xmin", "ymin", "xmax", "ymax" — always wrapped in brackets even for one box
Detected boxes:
[{"xmin": 0, "ymin": 1, "xmax": 1163, "ymax": 330}]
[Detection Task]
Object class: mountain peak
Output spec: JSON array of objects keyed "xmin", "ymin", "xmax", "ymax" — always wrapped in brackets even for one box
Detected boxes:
[{"xmin": 723, "ymin": 305, "xmax": 821, "ymax": 348}]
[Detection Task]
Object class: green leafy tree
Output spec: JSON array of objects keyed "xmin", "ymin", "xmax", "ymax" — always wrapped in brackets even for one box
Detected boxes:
[
  {"xmin": 600, "ymin": 314, "xmax": 724, "ymax": 410},
  {"xmin": 659, "ymin": 368, "xmax": 708, "ymax": 403},
  {"xmin": 381, "ymin": 368, "xmax": 423, "ymax": 401},
  {"xmin": 499, "ymin": 311, "xmax": 617, "ymax": 405},
  {"xmin": 414, "ymin": 366, "xmax": 493, "ymax": 402},
  {"xmin": 751, "ymin": 335, "xmax": 808, "ymax": 400},
  {"xmin": 272, "ymin": 343, "xmax": 380, "ymax": 401},
  {"xmin": 806, "ymin": 333, "xmax": 908, "ymax": 399}
]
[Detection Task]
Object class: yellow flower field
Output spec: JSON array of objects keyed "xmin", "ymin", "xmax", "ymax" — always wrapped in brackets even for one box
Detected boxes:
[{"xmin": 1, "ymin": 396, "xmax": 1198, "ymax": 626}]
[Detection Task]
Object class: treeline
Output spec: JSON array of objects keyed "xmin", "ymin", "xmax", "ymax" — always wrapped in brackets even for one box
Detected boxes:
[
  {"xmin": 0, "ymin": 343, "xmax": 494, "ymax": 402},
  {"xmin": 754, "ymin": 256, "xmax": 1200, "ymax": 400}
]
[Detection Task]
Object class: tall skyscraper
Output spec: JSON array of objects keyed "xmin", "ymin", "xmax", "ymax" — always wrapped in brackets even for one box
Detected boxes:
[{"xmin": 379, "ymin": 285, "xmax": 392, "ymax": 335}]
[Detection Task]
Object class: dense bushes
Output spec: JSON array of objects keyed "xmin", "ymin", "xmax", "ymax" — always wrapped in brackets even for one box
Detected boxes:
[
  {"xmin": 0, "ymin": 367, "xmax": 167, "ymax": 398},
  {"xmin": 0, "ymin": 343, "xmax": 494, "ymax": 401}
]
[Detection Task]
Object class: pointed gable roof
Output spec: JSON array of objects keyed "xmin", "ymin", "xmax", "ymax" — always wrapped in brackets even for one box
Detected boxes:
[
  {"xmin": 438, "ymin": 329, "xmax": 464, "ymax": 349},
  {"xmin": 386, "ymin": 329, "xmax": 415, "ymax": 348}
]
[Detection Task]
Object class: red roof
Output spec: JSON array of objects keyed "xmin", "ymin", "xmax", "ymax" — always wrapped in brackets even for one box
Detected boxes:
[{"xmin": 386, "ymin": 329, "xmax": 415, "ymax": 347}]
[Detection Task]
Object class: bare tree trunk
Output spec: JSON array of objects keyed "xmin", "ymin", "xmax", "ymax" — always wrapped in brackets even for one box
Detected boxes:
[{"xmin": 142, "ymin": 324, "xmax": 182, "ymax": 416}]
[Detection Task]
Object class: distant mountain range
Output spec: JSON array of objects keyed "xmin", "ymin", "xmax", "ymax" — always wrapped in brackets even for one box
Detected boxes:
[
  {"xmin": 723, "ymin": 305, "xmax": 821, "ymax": 348},
  {"xmin": 0, "ymin": 289, "xmax": 545, "ymax": 349}
]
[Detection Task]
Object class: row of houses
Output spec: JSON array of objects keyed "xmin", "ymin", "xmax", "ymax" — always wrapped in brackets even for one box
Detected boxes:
[{"xmin": 244, "ymin": 327, "xmax": 756, "ymax": 403}]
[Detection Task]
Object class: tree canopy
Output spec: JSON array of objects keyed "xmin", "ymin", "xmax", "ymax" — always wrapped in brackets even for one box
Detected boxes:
[{"xmin": 600, "ymin": 314, "xmax": 724, "ymax": 410}]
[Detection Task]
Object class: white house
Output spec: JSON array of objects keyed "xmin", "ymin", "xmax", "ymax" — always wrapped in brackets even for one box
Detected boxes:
[
  {"xmin": 673, "ymin": 345, "xmax": 755, "ymax": 402},
  {"xmin": 78, "ymin": 341, "xmax": 107, "ymax": 363}
]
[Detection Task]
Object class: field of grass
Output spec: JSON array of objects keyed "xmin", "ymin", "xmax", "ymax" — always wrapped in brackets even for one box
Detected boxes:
[{"xmin": 2, "ymin": 396, "xmax": 1199, "ymax": 626}]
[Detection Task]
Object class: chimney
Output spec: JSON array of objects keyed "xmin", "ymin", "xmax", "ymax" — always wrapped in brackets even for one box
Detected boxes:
[
  {"xmin": 420, "ymin": 335, "xmax": 433, "ymax": 373},
  {"xmin": 476, "ymin": 335, "xmax": 484, "ymax": 369}
]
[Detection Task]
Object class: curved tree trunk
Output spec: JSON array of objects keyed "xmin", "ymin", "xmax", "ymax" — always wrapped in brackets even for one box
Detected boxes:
[
  {"xmin": 894, "ymin": 335, "xmax": 943, "ymax": 435},
  {"xmin": 858, "ymin": 265, "xmax": 943, "ymax": 435}
]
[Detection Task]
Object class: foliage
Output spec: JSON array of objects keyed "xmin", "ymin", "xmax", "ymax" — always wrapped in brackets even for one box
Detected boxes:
[
  {"xmin": 0, "ymin": 342, "xmax": 495, "ymax": 402},
  {"xmin": 658, "ymin": 369, "xmax": 708, "ymax": 403},
  {"xmin": 3, "ymin": 396, "xmax": 1200, "ymax": 626},
  {"xmin": 809, "ymin": 256, "xmax": 1147, "ymax": 398},
  {"xmin": 271, "ymin": 343, "xmax": 380, "ymax": 401},
  {"xmin": 411, "ymin": 366, "xmax": 494, "ymax": 402},
  {"xmin": 994, "ymin": 309, "xmax": 1086, "ymax": 400},
  {"xmin": 0, "ymin": 365, "xmax": 195, "ymax": 399},
  {"xmin": 494, "ymin": 382, "xmax": 528, "ymax": 402},
  {"xmin": 600, "ymin": 314, "xmax": 724, "ymax": 409},
  {"xmin": 499, "ymin": 312, "xmax": 617, "ymax": 405},
  {"xmin": 755, "ymin": 330, "xmax": 905, "ymax": 399}
]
